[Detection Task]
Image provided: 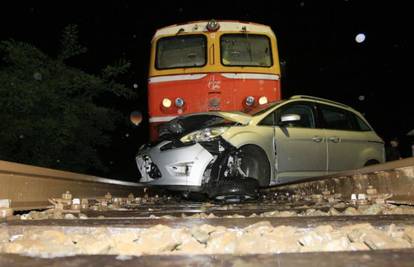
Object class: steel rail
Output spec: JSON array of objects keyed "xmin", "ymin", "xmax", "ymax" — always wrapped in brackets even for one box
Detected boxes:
[
  {"xmin": 264, "ymin": 157, "xmax": 414, "ymax": 205},
  {"xmin": 6, "ymin": 214, "xmax": 414, "ymax": 228},
  {"xmin": 2, "ymin": 159, "xmax": 414, "ymax": 266},
  {"xmin": 0, "ymin": 160, "xmax": 147, "ymax": 210},
  {"xmin": 2, "ymin": 157, "xmax": 414, "ymax": 210},
  {"xmin": 2, "ymin": 250, "xmax": 414, "ymax": 267}
]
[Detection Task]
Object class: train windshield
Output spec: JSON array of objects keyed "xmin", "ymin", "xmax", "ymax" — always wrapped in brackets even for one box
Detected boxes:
[
  {"xmin": 221, "ymin": 34, "xmax": 273, "ymax": 67},
  {"xmin": 156, "ymin": 35, "xmax": 206, "ymax": 69}
]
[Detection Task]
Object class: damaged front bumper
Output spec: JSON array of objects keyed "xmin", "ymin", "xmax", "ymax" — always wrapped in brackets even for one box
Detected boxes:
[{"xmin": 136, "ymin": 141, "xmax": 214, "ymax": 190}]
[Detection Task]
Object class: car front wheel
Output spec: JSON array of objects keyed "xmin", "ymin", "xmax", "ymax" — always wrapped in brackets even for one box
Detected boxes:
[
  {"xmin": 238, "ymin": 145, "xmax": 271, "ymax": 187},
  {"xmin": 209, "ymin": 177, "xmax": 259, "ymax": 202}
]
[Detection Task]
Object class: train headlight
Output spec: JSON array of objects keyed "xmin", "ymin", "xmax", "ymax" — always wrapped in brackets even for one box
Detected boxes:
[
  {"xmin": 175, "ymin": 97, "xmax": 185, "ymax": 108},
  {"xmin": 162, "ymin": 98, "xmax": 172, "ymax": 108},
  {"xmin": 259, "ymin": 96, "xmax": 268, "ymax": 105},
  {"xmin": 206, "ymin": 19, "xmax": 220, "ymax": 32},
  {"xmin": 245, "ymin": 96, "xmax": 255, "ymax": 106}
]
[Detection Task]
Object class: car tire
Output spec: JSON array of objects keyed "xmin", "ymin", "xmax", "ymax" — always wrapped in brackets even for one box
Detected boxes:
[
  {"xmin": 238, "ymin": 145, "xmax": 271, "ymax": 187},
  {"xmin": 209, "ymin": 177, "xmax": 259, "ymax": 202},
  {"xmin": 182, "ymin": 192, "xmax": 208, "ymax": 202},
  {"xmin": 364, "ymin": 159, "xmax": 379, "ymax": 166}
]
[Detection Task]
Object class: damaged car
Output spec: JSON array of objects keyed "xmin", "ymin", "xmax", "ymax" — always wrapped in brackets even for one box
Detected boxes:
[{"xmin": 136, "ymin": 95, "xmax": 385, "ymax": 199}]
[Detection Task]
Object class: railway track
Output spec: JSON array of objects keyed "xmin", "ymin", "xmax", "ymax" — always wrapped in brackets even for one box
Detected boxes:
[{"xmin": 1, "ymin": 158, "xmax": 414, "ymax": 266}]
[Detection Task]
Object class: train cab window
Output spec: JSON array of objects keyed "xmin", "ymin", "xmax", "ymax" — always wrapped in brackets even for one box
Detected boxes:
[
  {"xmin": 220, "ymin": 34, "xmax": 272, "ymax": 67},
  {"xmin": 156, "ymin": 35, "xmax": 206, "ymax": 69}
]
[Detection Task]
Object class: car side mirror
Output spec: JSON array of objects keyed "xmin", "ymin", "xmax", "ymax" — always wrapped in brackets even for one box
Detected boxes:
[{"xmin": 279, "ymin": 114, "xmax": 301, "ymax": 127}]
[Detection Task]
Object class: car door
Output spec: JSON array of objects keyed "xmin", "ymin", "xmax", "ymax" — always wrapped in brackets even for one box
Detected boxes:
[
  {"xmin": 272, "ymin": 101, "xmax": 327, "ymax": 184},
  {"xmin": 318, "ymin": 104, "xmax": 367, "ymax": 171}
]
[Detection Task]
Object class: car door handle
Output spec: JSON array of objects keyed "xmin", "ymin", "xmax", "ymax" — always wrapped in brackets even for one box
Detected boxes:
[
  {"xmin": 312, "ymin": 136, "xmax": 323, "ymax": 143},
  {"xmin": 328, "ymin": 136, "xmax": 341, "ymax": 143}
]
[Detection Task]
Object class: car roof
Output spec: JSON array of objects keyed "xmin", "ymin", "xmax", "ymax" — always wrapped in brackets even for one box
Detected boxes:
[
  {"xmin": 250, "ymin": 95, "xmax": 368, "ymax": 124},
  {"xmin": 289, "ymin": 95, "xmax": 352, "ymax": 109}
]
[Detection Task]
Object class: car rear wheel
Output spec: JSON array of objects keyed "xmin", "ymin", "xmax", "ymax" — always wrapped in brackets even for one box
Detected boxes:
[{"xmin": 364, "ymin": 159, "xmax": 380, "ymax": 166}]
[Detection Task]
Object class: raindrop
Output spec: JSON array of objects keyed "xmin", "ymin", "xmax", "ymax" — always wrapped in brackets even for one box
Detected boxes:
[
  {"xmin": 358, "ymin": 95, "xmax": 365, "ymax": 101},
  {"xmin": 130, "ymin": 111, "xmax": 143, "ymax": 126},
  {"xmin": 300, "ymin": 1, "xmax": 305, "ymax": 7},
  {"xmin": 133, "ymin": 83, "xmax": 138, "ymax": 89},
  {"xmin": 19, "ymin": 134, "xmax": 24, "ymax": 139},
  {"xmin": 33, "ymin": 72, "xmax": 42, "ymax": 81},
  {"xmin": 355, "ymin": 33, "xmax": 366, "ymax": 43},
  {"xmin": 125, "ymin": 133, "xmax": 130, "ymax": 138}
]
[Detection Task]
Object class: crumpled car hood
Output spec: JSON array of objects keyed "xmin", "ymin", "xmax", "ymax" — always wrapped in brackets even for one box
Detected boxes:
[
  {"xmin": 158, "ymin": 111, "xmax": 252, "ymax": 140},
  {"xmin": 184, "ymin": 111, "xmax": 252, "ymax": 125}
]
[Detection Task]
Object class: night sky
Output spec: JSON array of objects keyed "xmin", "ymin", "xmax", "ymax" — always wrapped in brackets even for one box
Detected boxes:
[{"xmin": 1, "ymin": 1, "xmax": 412, "ymax": 179}]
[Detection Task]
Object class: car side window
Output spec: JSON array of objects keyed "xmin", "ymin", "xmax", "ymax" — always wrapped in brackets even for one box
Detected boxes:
[
  {"xmin": 354, "ymin": 114, "xmax": 372, "ymax": 131},
  {"xmin": 319, "ymin": 105, "xmax": 354, "ymax": 130},
  {"xmin": 277, "ymin": 103, "xmax": 316, "ymax": 128}
]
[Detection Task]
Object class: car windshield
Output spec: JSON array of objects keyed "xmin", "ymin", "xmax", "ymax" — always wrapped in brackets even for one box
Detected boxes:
[
  {"xmin": 247, "ymin": 100, "xmax": 283, "ymax": 116},
  {"xmin": 156, "ymin": 35, "xmax": 206, "ymax": 69}
]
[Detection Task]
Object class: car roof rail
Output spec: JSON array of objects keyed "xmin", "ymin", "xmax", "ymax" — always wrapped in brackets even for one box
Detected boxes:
[{"xmin": 289, "ymin": 95, "xmax": 351, "ymax": 109}]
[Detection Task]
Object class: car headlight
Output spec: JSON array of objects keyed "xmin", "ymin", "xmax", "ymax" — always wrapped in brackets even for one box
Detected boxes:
[{"xmin": 180, "ymin": 127, "xmax": 228, "ymax": 143}]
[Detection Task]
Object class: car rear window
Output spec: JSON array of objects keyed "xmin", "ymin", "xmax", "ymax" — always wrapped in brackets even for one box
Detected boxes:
[{"xmin": 354, "ymin": 114, "xmax": 372, "ymax": 131}]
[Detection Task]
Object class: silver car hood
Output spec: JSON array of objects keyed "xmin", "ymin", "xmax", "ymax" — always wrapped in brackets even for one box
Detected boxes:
[{"xmin": 158, "ymin": 111, "xmax": 251, "ymax": 140}]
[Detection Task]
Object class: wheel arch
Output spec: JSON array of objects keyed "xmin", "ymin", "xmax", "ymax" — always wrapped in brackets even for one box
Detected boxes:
[
  {"xmin": 358, "ymin": 146, "xmax": 385, "ymax": 168},
  {"xmin": 238, "ymin": 144, "xmax": 272, "ymax": 187}
]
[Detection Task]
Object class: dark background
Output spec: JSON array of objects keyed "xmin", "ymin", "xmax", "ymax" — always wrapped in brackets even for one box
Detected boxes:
[{"xmin": 1, "ymin": 1, "xmax": 412, "ymax": 180}]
